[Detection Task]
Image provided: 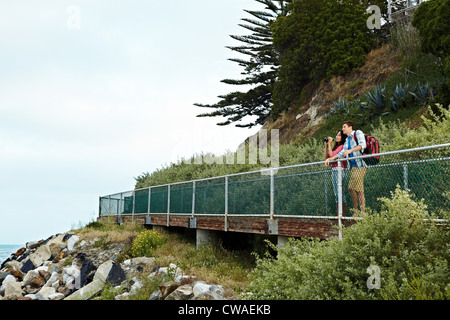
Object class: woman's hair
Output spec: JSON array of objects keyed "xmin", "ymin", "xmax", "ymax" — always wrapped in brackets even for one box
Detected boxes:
[{"xmin": 332, "ymin": 130, "xmax": 347, "ymax": 151}]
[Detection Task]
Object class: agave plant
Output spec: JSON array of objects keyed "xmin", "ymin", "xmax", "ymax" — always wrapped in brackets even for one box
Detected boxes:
[
  {"xmin": 326, "ymin": 97, "xmax": 351, "ymax": 118},
  {"xmin": 410, "ymin": 82, "xmax": 429, "ymax": 102},
  {"xmin": 389, "ymin": 96, "xmax": 400, "ymax": 112},
  {"xmin": 364, "ymin": 85, "xmax": 386, "ymax": 115},
  {"xmin": 393, "ymin": 83, "xmax": 409, "ymax": 102},
  {"xmin": 332, "ymin": 97, "xmax": 351, "ymax": 115}
]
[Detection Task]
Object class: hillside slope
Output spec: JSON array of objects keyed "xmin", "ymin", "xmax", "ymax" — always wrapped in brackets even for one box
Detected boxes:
[{"xmin": 252, "ymin": 44, "xmax": 403, "ymax": 146}]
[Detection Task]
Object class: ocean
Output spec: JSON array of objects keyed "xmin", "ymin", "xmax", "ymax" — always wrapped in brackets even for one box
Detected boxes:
[{"xmin": 0, "ymin": 245, "xmax": 23, "ymax": 264}]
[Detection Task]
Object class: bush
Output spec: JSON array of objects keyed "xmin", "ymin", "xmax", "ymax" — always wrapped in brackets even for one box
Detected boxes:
[
  {"xmin": 369, "ymin": 103, "xmax": 449, "ymax": 152},
  {"xmin": 131, "ymin": 229, "xmax": 166, "ymax": 258},
  {"xmin": 246, "ymin": 187, "xmax": 450, "ymax": 300}
]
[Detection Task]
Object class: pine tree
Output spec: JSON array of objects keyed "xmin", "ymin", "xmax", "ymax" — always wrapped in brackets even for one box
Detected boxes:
[{"xmin": 195, "ymin": 0, "xmax": 292, "ymax": 129}]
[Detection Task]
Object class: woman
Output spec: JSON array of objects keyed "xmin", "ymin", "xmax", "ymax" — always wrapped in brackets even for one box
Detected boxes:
[{"xmin": 324, "ymin": 130, "xmax": 348, "ymax": 216}]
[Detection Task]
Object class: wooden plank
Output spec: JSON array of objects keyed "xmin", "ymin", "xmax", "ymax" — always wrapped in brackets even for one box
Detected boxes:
[
  {"xmin": 196, "ymin": 216, "xmax": 225, "ymax": 231},
  {"xmin": 99, "ymin": 214, "xmax": 357, "ymax": 240},
  {"xmin": 169, "ymin": 215, "xmax": 190, "ymax": 228},
  {"xmin": 227, "ymin": 216, "xmax": 266, "ymax": 234},
  {"xmin": 149, "ymin": 215, "xmax": 167, "ymax": 226},
  {"xmin": 277, "ymin": 218, "xmax": 335, "ymax": 239}
]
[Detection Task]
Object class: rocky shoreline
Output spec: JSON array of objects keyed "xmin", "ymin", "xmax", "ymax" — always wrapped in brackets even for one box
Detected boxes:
[{"xmin": 0, "ymin": 232, "xmax": 226, "ymax": 300}]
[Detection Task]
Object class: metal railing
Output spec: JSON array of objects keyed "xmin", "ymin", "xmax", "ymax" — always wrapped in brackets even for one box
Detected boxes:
[{"xmin": 99, "ymin": 143, "xmax": 450, "ymax": 228}]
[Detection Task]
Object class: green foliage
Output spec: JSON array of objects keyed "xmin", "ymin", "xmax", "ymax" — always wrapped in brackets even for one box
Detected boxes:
[
  {"xmin": 412, "ymin": 0, "xmax": 450, "ymax": 106},
  {"xmin": 131, "ymin": 230, "xmax": 166, "ymax": 258},
  {"xmin": 195, "ymin": 0, "xmax": 292, "ymax": 128},
  {"xmin": 246, "ymin": 187, "xmax": 450, "ymax": 300},
  {"xmin": 326, "ymin": 97, "xmax": 351, "ymax": 118},
  {"xmin": 271, "ymin": 0, "xmax": 375, "ymax": 115},
  {"xmin": 370, "ymin": 103, "xmax": 450, "ymax": 151},
  {"xmin": 410, "ymin": 82, "xmax": 429, "ymax": 103},
  {"xmin": 135, "ymin": 103, "xmax": 448, "ymax": 192},
  {"xmin": 134, "ymin": 138, "xmax": 324, "ymax": 189},
  {"xmin": 364, "ymin": 84, "xmax": 387, "ymax": 116}
]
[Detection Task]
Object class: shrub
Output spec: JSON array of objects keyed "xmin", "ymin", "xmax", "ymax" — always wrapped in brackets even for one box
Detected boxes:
[
  {"xmin": 370, "ymin": 103, "xmax": 449, "ymax": 151},
  {"xmin": 246, "ymin": 187, "xmax": 450, "ymax": 300},
  {"xmin": 131, "ymin": 229, "xmax": 166, "ymax": 258}
]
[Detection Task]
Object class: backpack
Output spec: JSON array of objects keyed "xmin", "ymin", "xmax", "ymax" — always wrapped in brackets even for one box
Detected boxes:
[{"xmin": 353, "ymin": 131, "xmax": 380, "ymax": 166}]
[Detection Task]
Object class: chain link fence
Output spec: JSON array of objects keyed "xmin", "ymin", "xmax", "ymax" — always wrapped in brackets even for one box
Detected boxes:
[{"xmin": 99, "ymin": 143, "xmax": 449, "ymax": 219}]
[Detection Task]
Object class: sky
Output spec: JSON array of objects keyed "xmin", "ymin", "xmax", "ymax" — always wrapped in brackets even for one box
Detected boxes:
[{"xmin": 0, "ymin": 0, "xmax": 265, "ymax": 245}]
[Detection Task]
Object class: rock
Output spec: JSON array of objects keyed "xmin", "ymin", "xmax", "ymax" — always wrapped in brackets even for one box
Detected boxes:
[
  {"xmin": 48, "ymin": 242, "xmax": 65, "ymax": 258},
  {"xmin": 194, "ymin": 291, "xmax": 224, "ymax": 300},
  {"xmin": 20, "ymin": 259, "xmax": 35, "ymax": 274},
  {"xmin": 115, "ymin": 292, "xmax": 130, "ymax": 300},
  {"xmin": 93, "ymin": 260, "xmax": 125, "ymax": 286},
  {"xmin": 3, "ymin": 281, "xmax": 23, "ymax": 300},
  {"xmin": 125, "ymin": 257, "xmax": 156, "ymax": 267},
  {"xmin": 26, "ymin": 240, "xmax": 42, "ymax": 250},
  {"xmin": 14, "ymin": 247, "xmax": 26, "ymax": 257},
  {"xmin": 2, "ymin": 274, "xmax": 16, "ymax": 285},
  {"xmin": 48, "ymin": 293, "xmax": 65, "ymax": 300},
  {"xmin": 164, "ymin": 284, "xmax": 194, "ymax": 300},
  {"xmin": 29, "ymin": 244, "xmax": 51, "ymax": 267},
  {"xmin": 11, "ymin": 268, "xmax": 24, "ymax": 280},
  {"xmin": 62, "ymin": 234, "xmax": 74, "ymax": 242},
  {"xmin": 75, "ymin": 253, "xmax": 97, "ymax": 287},
  {"xmin": 43, "ymin": 271, "xmax": 60, "ymax": 288},
  {"xmin": 159, "ymin": 281, "xmax": 180, "ymax": 299},
  {"xmin": 29, "ymin": 273, "xmax": 46, "ymax": 288},
  {"xmin": 4, "ymin": 260, "xmax": 22, "ymax": 270},
  {"xmin": 193, "ymin": 281, "xmax": 211, "ymax": 297},
  {"xmin": 191, "ymin": 281, "xmax": 225, "ymax": 300},
  {"xmin": 62, "ymin": 265, "xmax": 81, "ymax": 290},
  {"xmin": 210, "ymin": 284, "xmax": 225, "ymax": 297},
  {"xmin": 35, "ymin": 287, "xmax": 56, "ymax": 300},
  {"xmin": 0, "ymin": 271, "xmax": 12, "ymax": 285},
  {"xmin": 67, "ymin": 235, "xmax": 79, "ymax": 252},
  {"xmin": 64, "ymin": 279, "xmax": 103, "ymax": 300},
  {"xmin": 148, "ymin": 289, "xmax": 162, "ymax": 300},
  {"xmin": 175, "ymin": 275, "xmax": 196, "ymax": 285},
  {"xmin": 53, "ymin": 250, "xmax": 67, "ymax": 262},
  {"xmin": 129, "ymin": 278, "xmax": 143, "ymax": 295}
]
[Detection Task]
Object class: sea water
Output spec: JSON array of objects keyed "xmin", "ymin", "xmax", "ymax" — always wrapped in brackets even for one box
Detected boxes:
[{"xmin": 0, "ymin": 245, "xmax": 23, "ymax": 264}]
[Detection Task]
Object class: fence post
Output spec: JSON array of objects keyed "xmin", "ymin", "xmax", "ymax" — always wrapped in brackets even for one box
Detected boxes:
[
  {"xmin": 337, "ymin": 160, "xmax": 343, "ymax": 241},
  {"xmin": 119, "ymin": 192, "xmax": 123, "ymax": 225},
  {"xmin": 147, "ymin": 187, "xmax": 151, "ymax": 214},
  {"xmin": 167, "ymin": 185, "xmax": 171, "ymax": 227},
  {"xmin": 225, "ymin": 176, "xmax": 229, "ymax": 231},
  {"xmin": 270, "ymin": 168, "xmax": 275, "ymax": 220},
  {"xmin": 403, "ymin": 163, "xmax": 408, "ymax": 190},
  {"xmin": 192, "ymin": 181, "xmax": 196, "ymax": 217},
  {"xmin": 132, "ymin": 191, "xmax": 135, "ymax": 222},
  {"xmin": 324, "ymin": 171, "xmax": 329, "ymax": 215}
]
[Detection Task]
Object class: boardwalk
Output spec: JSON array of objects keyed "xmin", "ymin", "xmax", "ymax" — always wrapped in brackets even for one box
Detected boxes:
[{"xmin": 99, "ymin": 143, "xmax": 449, "ymax": 245}]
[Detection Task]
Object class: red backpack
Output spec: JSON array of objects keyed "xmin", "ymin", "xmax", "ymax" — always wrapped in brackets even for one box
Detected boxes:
[{"xmin": 354, "ymin": 131, "xmax": 380, "ymax": 166}]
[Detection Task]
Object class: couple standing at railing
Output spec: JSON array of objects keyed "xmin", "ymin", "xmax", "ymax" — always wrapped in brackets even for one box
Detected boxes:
[{"xmin": 324, "ymin": 121, "xmax": 367, "ymax": 217}]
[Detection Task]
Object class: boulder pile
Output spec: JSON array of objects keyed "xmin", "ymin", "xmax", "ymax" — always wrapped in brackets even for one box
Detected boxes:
[{"xmin": 0, "ymin": 232, "xmax": 225, "ymax": 300}]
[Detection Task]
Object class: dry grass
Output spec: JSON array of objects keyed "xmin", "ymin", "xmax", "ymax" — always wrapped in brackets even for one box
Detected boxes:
[
  {"xmin": 265, "ymin": 43, "xmax": 403, "ymax": 145},
  {"xmin": 151, "ymin": 229, "xmax": 254, "ymax": 296},
  {"xmin": 74, "ymin": 221, "xmax": 254, "ymax": 298},
  {"xmin": 73, "ymin": 221, "xmax": 145, "ymax": 244}
]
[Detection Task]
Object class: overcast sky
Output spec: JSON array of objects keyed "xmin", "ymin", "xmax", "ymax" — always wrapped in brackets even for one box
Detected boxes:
[{"xmin": 0, "ymin": 0, "xmax": 264, "ymax": 245}]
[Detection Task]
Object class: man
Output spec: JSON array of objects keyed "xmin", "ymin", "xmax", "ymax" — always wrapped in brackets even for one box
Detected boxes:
[{"xmin": 325, "ymin": 121, "xmax": 367, "ymax": 216}]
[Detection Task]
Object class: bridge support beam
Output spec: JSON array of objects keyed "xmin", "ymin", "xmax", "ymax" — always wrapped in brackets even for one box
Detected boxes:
[
  {"xmin": 196, "ymin": 229, "xmax": 220, "ymax": 250},
  {"xmin": 277, "ymin": 236, "xmax": 290, "ymax": 248}
]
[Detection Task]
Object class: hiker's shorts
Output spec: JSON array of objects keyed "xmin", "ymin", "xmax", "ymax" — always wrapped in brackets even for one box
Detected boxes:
[{"xmin": 348, "ymin": 166, "xmax": 367, "ymax": 193}]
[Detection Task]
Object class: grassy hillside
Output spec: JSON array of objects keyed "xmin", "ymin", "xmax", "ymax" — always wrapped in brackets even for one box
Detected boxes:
[{"xmin": 135, "ymin": 42, "xmax": 448, "ymax": 190}]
